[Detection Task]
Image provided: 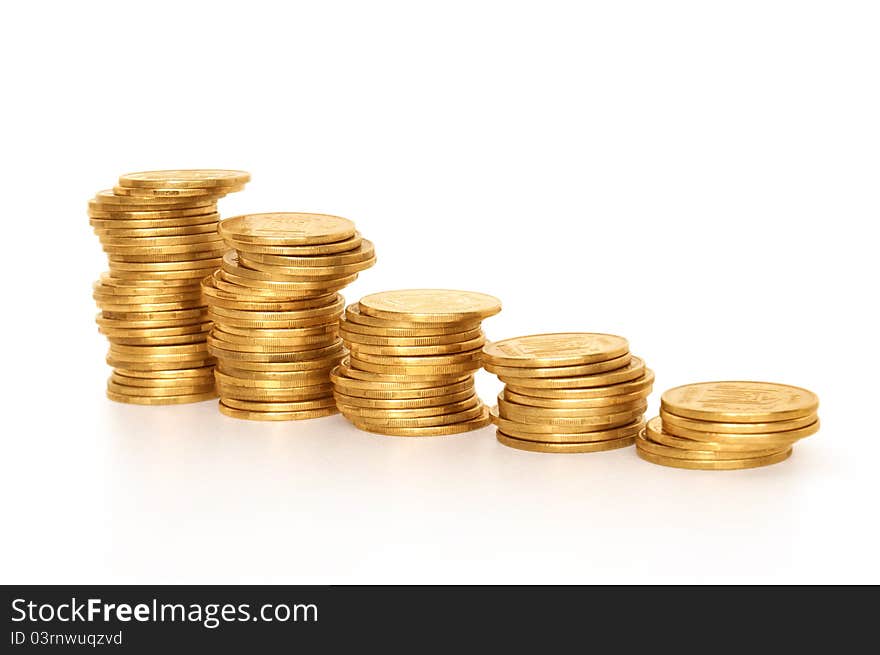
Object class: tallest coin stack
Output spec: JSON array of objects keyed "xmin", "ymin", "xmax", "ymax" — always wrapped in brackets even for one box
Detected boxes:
[{"xmin": 90, "ymin": 170, "xmax": 250, "ymax": 404}]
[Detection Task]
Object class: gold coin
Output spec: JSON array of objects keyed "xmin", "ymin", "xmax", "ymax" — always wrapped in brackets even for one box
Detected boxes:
[
  {"xmin": 97, "ymin": 314, "xmax": 207, "ymax": 330},
  {"xmin": 209, "ymin": 336, "xmax": 338, "ymax": 354},
  {"xmin": 240, "ymin": 240, "xmax": 375, "ymax": 267},
  {"xmin": 337, "ymin": 395, "xmax": 480, "ymax": 419},
  {"xmin": 218, "ymin": 402, "xmax": 338, "ymax": 421},
  {"xmin": 119, "ymin": 169, "xmax": 250, "ymax": 189},
  {"xmin": 496, "ymin": 357, "xmax": 646, "ymax": 389},
  {"xmin": 207, "ymin": 293, "xmax": 343, "ymax": 321},
  {"xmin": 643, "ymin": 416, "xmax": 809, "ymax": 453},
  {"xmin": 496, "ymin": 431, "xmax": 636, "ymax": 453},
  {"xmin": 505, "ymin": 371, "xmax": 655, "ymax": 399},
  {"xmin": 502, "ymin": 387, "xmax": 650, "ymax": 409},
  {"xmin": 218, "ymin": 267, "xmax": 357, "ymax": 294},
  {"xmin": 214, "ymin": 367, "xmax": 331, "ymax": 387},
  {"xmin": 236, "ymin": 253, "xmax": 376, "ymax": 279},
  {"xmin": 497, "ymin": 394, "xmax": 647, "ymax": 420},
  {"xmin": 636, "ymin": 446, "xmax": 793, "ymax": 470},
  {"xmin": 659, "ymin": 409, "xmax": 819, "ymax": 435},
  {"xmin": 210, "ymin": 328, "xmax": 337, "ymax": 347},
  {"xmin": 110, "ymin": 371, "xmax": 214, "ymax": 396},
  {"xmin": 107, "ymin": 380, "xmax": 215, "ymax": 397},
  {"xmin": 93, "ymin": 189, "xmax": 215, "ymax": 207},
  {"xmin": 108, "ymin": 257, "xmax": 221, "ymax": 272},
  {"xmin": 637, "ymin": 428, "xmax": 783, "ymax": 461},
  {"xmin": 99, "ymin": 321, "xmax": 210, "ymax": 337},
  {"xmin": 201, "ymin": 276, "xmax": 337, "ymax": 308},
  {"xmin": 219, "ymin": 212, "xmax": 356, "ymax": 245},
  {"xmin": 106, "ymin": 390, "xmax": 217, "ymax": 405},
  {"xmin": 340, "ymin": 312, "xmax": 480, "ymax": 337},
  {"xmin": 358, "ymin": 289, "xmax": 501, "ymax": 323},
  {"xmin": 335, "ymin": 360, "xmax": 470, "ymax": 384},
  {"xmin": 332, "ymin": 386, "xmax": 475, "ymax": 409},
  {"xmin": 340, "ymin": 327, "xmax": 483, "ymax": 347},
  {"xmin": 106, "ymin": 357, "xmax": 214, "ymax": 372},
  {"xmin": 346, "ymin": 405, "xmax": 492, "ymax": 436},
  {"xmin": 661, "ymin": 381, "xmax": 819, "ymax": 423},
  {"xmin": 90, "ymin": 214, "xmax": 219, "ymax": 230},
  {"xmin": 659, "ymin": 416, "xmax": 820, "ymax": 448},
  {"xmin": 217, "ymin": 357, "xmax": 340, "ymax": 373},
  {"xmin": 98, "ymin": 300, "xmax": 206, "ymax": 313},
  {"xmin": 101, "ymin": 307, "xmax": 206, "ymax": 322},
  {"xmin": 106, "ymin": 333, "xmax": 208, "ymax": 347},
  {"xmin": 485, "ymin": 353, "xmax": 632, "ymax": 379},
  {"xmin": 113, "ymin": 185, "xmax": 233, "ymax": 198},
  {"xmin": 98, "ymin": 232, "xmax": 223, "ymax": 247},
  {"xmin": 94, "ymin": 224, "xmax": 219, "ymax": 240},
  {"xmin": 208, "ymin": 314, "xmax": 338, "ymax": 332},
  {"xmin": 108, "ymin": 341, "xmax": 210, "ymax": 356},
  {"xmin": 95, "ymin": 275, "xmax": 201, "ymax": 293},
  {"xmin": 348, "ymin": 348, "xmax": 482, "ymax": 367},
  {"xmin": 347, "ymin": 334, "xmax": 485, "ymax": 356},
  {"xmin": 222, "ymin": 396, "xmax": 336, "ymax": 412},
  {"xmin": 330, "ymin": 366, "xmax": 473, "ymax": 394},
  {"xmin": 489, "ymin": 405, "xmax": 644, "ymax": 434},
  {"xmin": 207, "ymin": 336, "xmax": 343, "ymax": 362},
  {"xmin": 339, "ymin": 402, "xmax": 484, "ymax": 427},
  {"xmin": 88, "ymin": 202, "xmax": 216, "ymax": 218},
  {"xmin": 218, "ymin": 386, "xmax": 333, "ymax": 403},
  {"xmin": 483, "ymin": 333, "xmax": 629, "ymax": 368},
  {"xmin": 492, "ymin": 418, "xmax": 645, "ymax": 444},
  {"xmin": 347, "ymin": 357, "xmax": 481, "ymax": 376},
  {"xmin": 95, "ymin": 289, "xmax": 204, "ymax": 304},
  {"xmin": 223, "ymin": 233, "xmax": 363, "ymax": 256},
  {"xmin": 213, "ymin": 324, "xmax": 336, "ymax": 340}
]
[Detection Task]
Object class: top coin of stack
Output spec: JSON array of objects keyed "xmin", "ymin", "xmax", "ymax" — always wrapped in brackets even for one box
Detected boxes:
[
  {"xmin": 636, "ymin": 381, "xmax": 820, "ymax": 470},
  {"xmin": 90, "ymin": 169, "xmax": 250, "ymax": 404},
  {"xmin": 332, "ymin": 289, "xmax": 501, "ymax": 436},
  {"xmin": 483, "ymin": 333, "xmax": 653, "ymax": 453},
  {"xmin": 204, "ymin": 213, "xmax": 376, "ymax": 420}
]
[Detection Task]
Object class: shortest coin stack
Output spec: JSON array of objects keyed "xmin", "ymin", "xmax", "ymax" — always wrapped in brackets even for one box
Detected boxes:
[
  {"xmin": 637, "ymin": 381, "xmax": 820, "ymax": 470},
  {"xmin": 483, "ymin": 333, "xmax": 653, "ymax": 453},
  {"xmin": 332, "ymin": 289, "xmax": 501, "ymax": 436}
]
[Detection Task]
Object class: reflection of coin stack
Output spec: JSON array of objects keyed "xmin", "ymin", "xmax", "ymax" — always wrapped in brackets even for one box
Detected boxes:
[
  {"xmin": 332, "ymin": 289, "xmax": 501, "ymax": 436},
  {"xmin": 637, "ymin": 381, "xmax": 820, "ymax": 470},
  {"xmin": 204, "ymin": 213, "xmax": 375, "ymax": 420},
  {"xmin": 483, "ymin": 333, "xmax": 653, "ymax": 453},
  {"xmin": 90, "ymin": 170, "xmax": 250, "ymax": 404}
]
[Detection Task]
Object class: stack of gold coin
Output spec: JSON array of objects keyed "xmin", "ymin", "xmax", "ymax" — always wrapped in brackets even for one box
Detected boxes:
[
  {"xmin": 332, "ymin": 289, "xmax": 501, "ymax": 435},
  {"xmin": 90, "ymin": 170, "xmax": 250, "ymax": 404},
  {"xmin": 482, "ymin": 333, "xmax": 653, "ymax": 453},
  {"xmin": 204, "ymin": 213, "xmax": 375, "ymax": 420},
  {"xmin": 637, "ymin": 381, "xmax": 820, "ymax": 470}
]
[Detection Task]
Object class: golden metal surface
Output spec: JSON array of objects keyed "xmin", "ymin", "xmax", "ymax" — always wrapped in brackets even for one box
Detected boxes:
[
  {"xmin": 483, "ymin": 333, "xmax": 629, "ymax": 368},
  {"xmin": 636, "ymin": 447, "xmax": 793, "ymax": 470},
  {"xmin": 496, "ymin": 431, "xmax": 636, "ymax": 454},
  {"xmin": 358, "ymin": 289, "xmax": 501, "ymax": 323},
  {"xmin": 119, "ymin": 169, "xmax": 250, "ymax": 189},
  {"xmin": 219, "ymin": 213, "xmax": 356, "ymax": 245},
  {"xmin": 661, "ymin": 381, "xmax": 819, "ymax": 423}
]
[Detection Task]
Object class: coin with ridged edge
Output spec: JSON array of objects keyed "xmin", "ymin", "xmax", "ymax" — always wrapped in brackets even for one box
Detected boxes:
[
  {"xmin": 496, "ymin": 431, "xmax": 636, "ymax": 453},
  {"xmin": 119, "ymin": 169, "xmax": 250, "ymax": 189},
  {"xmin": 219, "ymin": 212, "xmax": 356, "ymax": 245},
  {"xmin": 661, "ymin": 381, "xmax": 819, "ymax": 423},
  {"xmin": 358, "ymin": 289, "xmax": 501, "ymax": 323},
  {"xmin": 483, "ymin": 333, "xmax": 629, "ymax": 368}
]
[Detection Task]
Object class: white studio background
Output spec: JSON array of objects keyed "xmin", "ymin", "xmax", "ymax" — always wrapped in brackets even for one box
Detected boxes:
[{"xmin": 1, "ymin": 1, "xmax": 877, "ymax": 583}]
